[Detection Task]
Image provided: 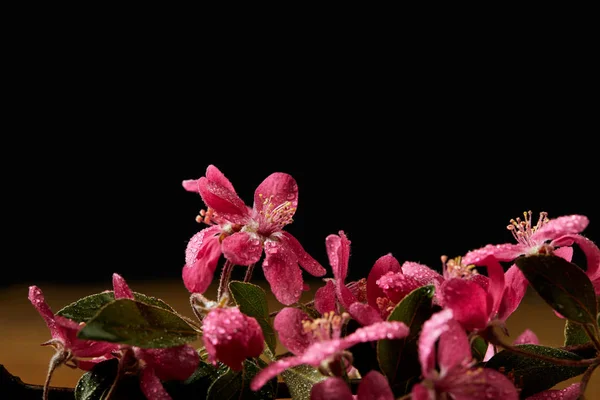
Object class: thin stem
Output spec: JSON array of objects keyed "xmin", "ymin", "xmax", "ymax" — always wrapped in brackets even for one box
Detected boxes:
[
  {"xmin": 579, "ymin": 360, "xmax": 600, "ymax": 396},
  {"xmin": 244, "ymin": 263, "xmax": 255, "ymax": 282},
  {"xmin": 104, "ymin": 355, "xmax": 124, "ymax": 400},
  {"xmin": 189, "ymin": 294, "xmax": 206, "ymax": 325},
  {"xmin": 43, "ymin": 350, "xmax": 67, "ymax": 400},
  {"xmin": 217, "ymin": 260, "xmax": 234, "ymax": 301},
  {"xmin": 583, "ymin": 323, "xmax": 600, "ymax": 352}
]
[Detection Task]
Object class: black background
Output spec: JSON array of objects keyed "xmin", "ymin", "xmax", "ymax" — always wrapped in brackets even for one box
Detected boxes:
[{"xmin": 2, "ymin": 37, "xmax": 597, "ymax": 287}]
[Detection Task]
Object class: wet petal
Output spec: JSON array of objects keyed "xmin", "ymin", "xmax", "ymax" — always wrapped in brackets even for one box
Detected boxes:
[
  {"xmin": 498, "ymin": 265, "xmax": 528, "ymax": 321},
  {"xmin": 438, "ymin": 319, "xmax": 471, "ymax": 374},
  {"xmin": 341, "ymin": 321, "xmax": 409, "ymax": 349},
  {"xmin": 182, "ymin": 227, "xmax": 222, "ymax": 294},
  {"xmin": 221, "ymin": 231, "xmax": 263, "ymax": 266},
  {"xmin": 526, "ymin": 383, "xmax": 581, "ymax": 400},
  {"xmin": 348, "ymin": 303, "xmax": 383, "ymax": 326},
  {"xmin": 442, "ymin": 367, "xmax": 518, "ymax": 400},
  {"xmin": 28, "ymin": 286, "xmax": 61, "ymax": 340},
  {"xmin": 274, "ymin": 308, "xmax": 313, "ymax": 356},
  {"xmin": 263, "ymin": 240, "xmax": 303, "ymax": 305},
  {"xmin": 182, "ymin": 178, "xmax": 200, "ymax": 193},
  {"xmin": 55, "ymin": 316, "xmax": 116, "ymax": 358},
  {"xmin": 476, "ymin": 256, "xmax": 505, "ymax": 319},
  {"xmin": 367, "ymin": 254, "xmax": 402, "ymax": 308},
  {"xmin": 418, "ymin": 309, "xmax": 454, "ymax": 378},
  {"xmin": 532, "ymin": 215, "xmax": 589, "ymax": 243},
  {"xmin": 205, "ymin": 165, "xmax": 236, "ymax": 193},
  {"xmin": 135, "ymin": 345, "xmax": 199, "ymax": 381},
  {"xmin": 514, "ymin": 329, "xmax": 539, "ymax": 345},
  {"xmin": 112, "ymin": 273, "xmax": 134, "ymax": 300},
  {"xmin": 253, "ymin": 172, "xmax": 298, "ymax": 215},
  {"xmin": 311, "ymin": 377, "xmax": 353, "ymax": 400},
  {"xmin": 377, "ymin": 271, "xmax": 422, "ymax": 304},
  {"xmin": 326, "ymin": 232, "xmax": 351, "ymax": 284},
  {"xmin": 140, "ymin": 367, "xmax": 172, "ymax": 400},
  {"xmin": 553, "ymin": 246, "xmax": 573, "ymax": 262},
  {"xmin": 463, "ymin": 243, "xmax": 527, "ymax": 264},
  {"xmin": 315, "ymin": 280, "xmax": 336, "ymax": 315},
  {"xmin": 356, "ymin": 371, "xmax": 395, "ymax": 400},
  {"xmin": 280, "ymin": 232, "xmax": 326, "ymax": 276},
  {"xmin": 441, "ymin": 279, "xmax": 489, "ymax": 331},
  {"xmin": 198, "ymin": 177, "xmax": 248, "ymax": 224},
  {"xmin": 402, "ymin": 261, "xmax": 444, "ymax": 286},
  {"xmin": 553, "ymin": 234, "xmax": 600, "ymax": 283}
]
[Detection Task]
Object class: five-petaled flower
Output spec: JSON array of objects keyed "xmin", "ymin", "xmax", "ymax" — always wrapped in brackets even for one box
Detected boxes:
[{"xmin": 182, "ymin": 165, "xmax": 326, "ymax": 304}]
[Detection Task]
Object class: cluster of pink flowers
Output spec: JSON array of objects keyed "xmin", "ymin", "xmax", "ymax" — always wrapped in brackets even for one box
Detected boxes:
[{"xmin": 28, "ymin": 165, "xmax": 599, "ymax": 400}]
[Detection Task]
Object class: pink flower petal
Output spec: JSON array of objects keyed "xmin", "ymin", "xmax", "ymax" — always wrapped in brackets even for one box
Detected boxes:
[
  {"xmin": 348, "ymin": 303, "xmax": 383, "ymax": 326},
  {"xmin": 140, "ymin": 367, "xmax": 173, "ymax": 400},
  {"xmin": 553, "ymin": 234, "xmax": 600, "ymax": 282},
  {"xmin": 532, "ymin": 215, "xmax": 589, "ymax": 243},
  {"xmin": 526, "ymin": 383, "xmax": 581, "ymax": 400},
  {"xmin": 182, "ymin": 227, "xmax": 222, "ymax": 294},
  {"xmin": 198, "ymin": 177, "xmax": 248, "ymax": 224},
  {"xmin": 418, "ymin": 309, "xmax": 454, "ymax": 378},
  {"xmin": 483, "ymin": 343, "xmax": 496, "ymax": 362},
  {"xmin": 54, "ymin": 316, "xmax": 116, "ymax": 358},
  {"xmin": 412, "ymin": 383, "xmax": 435, "ymax": 400},
  {"xmin": 497, "ymin": 265, "xmax": 528, "ymax": 321},
  {"xmin": 377, "ymin": 271, "xmax": 422, "ymax": 304},
  {"xmin": 280, "ymin": 232, "xmax": 326, "ymax": 276},
  {"xmin": 402, "ymin": 261, "xmax": 444, "ymax": 286},
  {"xmin": 367, "ymin": 254, "xmax": 402, "ymax": 308},
  {"xmin": 441, "ymin": 367, "xmax": 518, "ymax": 400},
  {"xmin": 28, "ymin": 286, "xmax": 61, "ymax": 340},
  {"xmin": 253, "ymin": 172, "xmax": 298, "ymax": 215},
  {"xmin": 274, "ymin": 308, "xmax": 313, "ymax": 356},
  {"xmin": 356, "ymin": 371, "xmax": 395, "ymax": 400},
  {"xmin": 514, "ymin": 329, "xmax": 539, "ymax": 345},
  {"xmin": 315, "ymin": 280, "xmax": 337, "ymax": 315},
  {"xmin": 475, "ymin": 256, "xmax": 505, "ymax": 319},
  {"xmin": 221, "ymin": 231, "xmax": 263, "ymax": 266},
  {"xmin": 202, "ymin": 307, "xmax": 264, "ymax": 371},
  {"xmin": 135, "ymin": 345, "xmax": 199, "ymax": 381},
  {"xmin": 463, "ymin": 243, "xmax": 527, "ymax": 264},
  {"xmin": 441, "ymin": 279, "xmax": 489, "ymax": 331},
  {"xmin": 338, "ymin": 284, "xmax": 358, "ymax": 311},
  {"xmin": 182, "ymin": 179, "xmax": 200, "ymax": 193},
  {"xmin": 326, "ymin": 232, "xmax": 351, "ymax": 284},
  {"xmin": 311, "ymin": 377, "xmax": 353, "ymax": 400},
  {"xmin": 205, "ymin": 165, "xmax": 236, "ymax": 193},
  {"xmin": 263, "ymin": 240, "xmax": 304, "ymax": 305},
  {"xmin": 250, "ymin": 321, "xmax": 408, "ymax": 392},
  {"xmin": 437, "ymin": 319, "xmax": 471, "ymax": 374},
  {"xmin": 112, "ymin": 273, "xmax": 134, "ymax": 300},
  {"xmin": 553, "ymin": 246, "xmax": 574, "ymax": 262}
]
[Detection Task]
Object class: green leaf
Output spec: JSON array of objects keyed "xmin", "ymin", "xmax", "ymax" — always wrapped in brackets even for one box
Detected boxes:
[
  {"xmin": 228, "ymin": 281, "xmax": 276, "ymax": 353},
  {"xmin": 74, "ymin": 359, "xmax": 119, "ymax": 400},
  {"xmin": 485, "ymin": 344, "xmax": 587, "ymax": 398},
  {"xmin": 564, "ymin": 320, "xmax": 591, "ymax": 346},
  {"xmin": 57, "ymin": 291, "xmax": 173, "ymax": 323},
  {"xmin": 77, "ymin": 298, "xmax": 198, "ymax": 348},
  {"xmin": 206, "ymin": 359, "xmax": 277, "ymax": 400},
  {"xmin": 376, "ymin": 285, "xmax": 435, "ymax": 396},
  {"xmin": 471, "ymin": 335, "xmax": 488, "ymax": 362},
  {"xmin": 515, "ymin": 255, "xmax": 597, "ymax": 324},
  {"xmin": 281, "ymin": 365, "xmax": 327, "ymax": 400}
]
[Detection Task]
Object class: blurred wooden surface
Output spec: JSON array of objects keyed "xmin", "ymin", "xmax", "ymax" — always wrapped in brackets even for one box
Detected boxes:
[{"xmin": 1, "ymin": 280, "xmax": 598, "ymax": 397}]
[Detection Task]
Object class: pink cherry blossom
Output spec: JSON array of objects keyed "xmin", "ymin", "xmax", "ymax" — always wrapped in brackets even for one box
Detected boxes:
[
  {"xmin": 463, "ymin": 212, "xmax": 600, "ymax": 294},
  {"xmin": 28, "ymin": 286, "xmax": 116, "ymax": 369},
  {"xmin": 251, "ymin": 313, "xmax": 408, "ymax": 392},
  {"xmin": 182, "ymin": 165, "xmax": 325, "ymax": 304},
  {"xmin": 112, "ymin": 274, "xmax": 200, "ymax": 400},
  {"xmin": 202, "ymin": 306, "xmax": 264, "ymax": 371},
  {"xmin": 412, "ymin": 309, "xmax": 518, "ymax": 400},
  {"xmin": 311, "ymin": 371, "xmax": 394, "ymax": 400}
]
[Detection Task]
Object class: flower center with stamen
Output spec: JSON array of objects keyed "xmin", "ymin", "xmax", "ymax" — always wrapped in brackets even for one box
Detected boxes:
[
  {"xmin": 442, "ymin": 256, "xmax": 478, "ymax": 279},
  {"xmin": 258, "ymin": 193, "xmax": 296, "ymax": 231},
  {"xmin": 302, "ymin": 312, "xmax": 349, "ymax": 342},
  {"xmin": 506, "ymin": 210, "xmax": 549, "ymax": 247}
]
